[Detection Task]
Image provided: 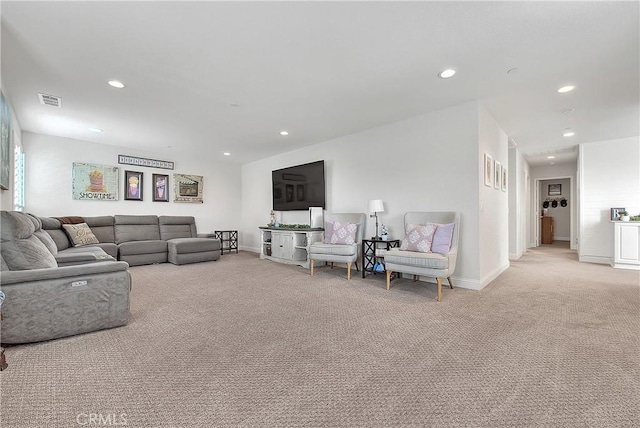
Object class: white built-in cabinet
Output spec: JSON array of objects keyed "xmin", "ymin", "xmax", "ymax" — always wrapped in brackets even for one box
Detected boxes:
[
  {"xmin": 612, "ymin": 221, "xmax": 640, "ymax": 270},
  {"xmin": 259, "ymin": 227, "xmax": 323, "ymax": 268}
]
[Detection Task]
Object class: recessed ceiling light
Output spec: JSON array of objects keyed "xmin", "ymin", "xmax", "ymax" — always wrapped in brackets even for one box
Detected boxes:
[
  {"xmin": 438, "ymin": 69, "xmax": 456, "ymax": 79},
  {"xmin": 223, "ymin": 152, "xmax": 230, "ymax": 156},
  {"xmin": 280, "ymin": 131, "xmax": 289, "ymax": 136},
  {"xmin": 550, "ymin": 162, "xmax": 555, "ymax": 165},
  {"xmin": 562, "ymin": 130, "xmax": 575, "ymax": 137},
  {"xmin": 107, "ymin": 80, "xmax": 125, "ymax": 89},
  {"xmin": 547, "ymin": 155, "xmax": 555, "ymax": 159},
  {"xmin": 557, "ymin": 85, "xmax": 575, "ymax": 93},
  {"xmin": 89, "ymin": 127, "xmax": 103, "ymax": 133}
]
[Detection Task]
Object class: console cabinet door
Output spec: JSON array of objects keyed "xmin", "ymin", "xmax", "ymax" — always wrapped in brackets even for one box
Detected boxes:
[{"xmin": 271, "ymin": 232, "xmax": 293, "ymax": 260}]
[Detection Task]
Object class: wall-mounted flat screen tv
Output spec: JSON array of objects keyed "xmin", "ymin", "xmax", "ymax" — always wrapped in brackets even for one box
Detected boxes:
[{"xmin": 272, "ymin": 160, "xmax": 325, "ymax": 211}]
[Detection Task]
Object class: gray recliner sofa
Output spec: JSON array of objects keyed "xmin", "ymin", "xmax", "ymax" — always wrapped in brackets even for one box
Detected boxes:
[{"xmin": 0, "ymin": 211, "xmax": 131, "ymax": 344}]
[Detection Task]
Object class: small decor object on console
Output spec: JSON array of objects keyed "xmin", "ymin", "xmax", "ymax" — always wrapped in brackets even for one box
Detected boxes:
[
  {"xmin": 380, "ymin": 224, "xmax": 389, "ymax": 241},
  {"xmin": 611, "ymin": 208, "xmax": 625, "ymax": 221}
]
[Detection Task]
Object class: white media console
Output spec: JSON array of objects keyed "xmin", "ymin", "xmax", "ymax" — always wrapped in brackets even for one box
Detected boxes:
[{"xmin": 259, "ymin": 227, "xmax": 324, "ymax": 269}]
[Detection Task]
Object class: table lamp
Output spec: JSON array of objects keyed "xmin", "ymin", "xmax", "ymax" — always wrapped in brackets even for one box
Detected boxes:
[{"xmin": 368, "ymin": 199, "xmax": 385, "ymax": 239}]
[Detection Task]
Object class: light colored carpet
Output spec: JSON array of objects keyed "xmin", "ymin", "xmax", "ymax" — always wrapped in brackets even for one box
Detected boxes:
[{"xmin": 1, "ymin": 246, "xmax": 638, "ymax": 427}]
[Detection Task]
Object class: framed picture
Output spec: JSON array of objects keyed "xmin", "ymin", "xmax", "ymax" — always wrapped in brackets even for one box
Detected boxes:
[
  {"xmin": 0, "ymin": 91, "xmax": 11, "ymax": 190},
  {"xmin": 118, "ymin": 154, "xmax": 174, "ymax": 170},
  {"xmin": 501, "ymin": 166, "xmax": 507, "ymax": 192},
  {"xmin": 174, "ymin": 173, "xmax": 204, "ymax": 203},
  {"xmin": 548, "ymin": 184, "xmax": 561, "ymax": 196},
  {"xmin": 152, "ymin": 174, "xmax": 169, "ymax": 202},
  {"xmin": 611, "ymin": 208, "xmax": 625, "ymax": 221},
  {"xmin": 484, "ymin": 153, "xmax": 493, "ymax": 187},
  {"xmin": 124, "ymin": 170, "xmax": 143, "ymax": 201},
  {"xmin": 72, "ymin": 162, "xmax": 119, "ymax": 201},
  {"xmin": 494, "ymin": 161, "xmax": 501, "ymax": 189}
]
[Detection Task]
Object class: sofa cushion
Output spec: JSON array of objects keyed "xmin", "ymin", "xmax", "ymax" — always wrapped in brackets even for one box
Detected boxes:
[
  {"xmin": 63, "ymin": 223, "xmax": 100, "ymax": 247},
  {"xmin": 309, "ymin": 242, "xmax": 357, "ymax": 256},
  {"xmin": 40, "ymin": 217, "xmax": 71, "ymax": 251},
  {"xmin": 114, "ymin": 215, "xmax": 160, "ymax": 244},
  {"xmin": 159, "ymin": 216, "xmax": 198, "ymax": 240},
  {"xmin": 118, "ymin": 240, "xmax": 167, "ymax": 256},
  {"xmin": 384, "ymin": 248, "xmax": 449, "ymax": 270},
  {"xmin": 167, "ymin": 237, "xmax": 220, "ymax": 254},
  {"xmin": 85, "ymin": 216, "xmax": 116, "ymax": 243},
  {"xmin": 1, "ymin": 211, "xmax": 58, "ymax": 270},
  {"xmin": 26, "ymin": 213, "xmax": 58, "ymax": 255},
  {"xmin": 400, "ymin": 223, "xmax": 436, "ymax": 253}
]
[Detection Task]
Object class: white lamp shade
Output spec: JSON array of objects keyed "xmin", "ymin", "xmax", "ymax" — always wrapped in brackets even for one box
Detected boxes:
[{"xmin": 368, "ymin": 199, "xmax": 384, "ymax": 213}]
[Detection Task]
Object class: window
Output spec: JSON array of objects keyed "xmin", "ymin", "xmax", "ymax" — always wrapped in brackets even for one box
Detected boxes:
[{"xmin": 13, "ymin": 143, "xmax": 24, "ymax": 211}]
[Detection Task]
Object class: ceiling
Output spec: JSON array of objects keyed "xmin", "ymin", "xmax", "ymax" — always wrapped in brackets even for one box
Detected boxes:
[{"xmin": 2, "ymin": 2, "xmax": 638, "ymax": 165}]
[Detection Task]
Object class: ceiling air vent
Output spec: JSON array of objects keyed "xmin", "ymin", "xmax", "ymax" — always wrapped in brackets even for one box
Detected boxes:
[{"xmin": 38, "ymin": 93, "xmax": 62, "ymax": 108}]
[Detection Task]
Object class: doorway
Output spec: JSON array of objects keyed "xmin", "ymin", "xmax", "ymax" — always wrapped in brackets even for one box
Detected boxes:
[{"xmin": 534, "ymin": 176, "xmax": 575, "ymax": 249}]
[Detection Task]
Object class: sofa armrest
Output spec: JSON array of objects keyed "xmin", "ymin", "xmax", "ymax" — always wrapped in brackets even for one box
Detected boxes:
[
  {"xmin": 55, "ymin": 252, "xmax": 116, "ymax": 267},
  {"xmin": 0, "ymin": 261, "xmax": 130, "ymax": 285},
  {"xmin": 197, "ymin": 233, "xmax": 216, "ymax": 238}
]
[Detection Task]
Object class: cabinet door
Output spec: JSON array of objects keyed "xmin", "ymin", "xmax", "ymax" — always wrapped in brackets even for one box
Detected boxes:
[{"xmin": 271, "ymin": 232, "xmax": 293, "ymax": 260}]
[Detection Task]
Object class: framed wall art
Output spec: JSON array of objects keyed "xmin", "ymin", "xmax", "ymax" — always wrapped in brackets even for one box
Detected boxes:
[
  {"xmin": 494, "ymin": 161, "xmax": 501, "ymax": 189},
  {"xmin": 501, "ymin": 166, "xmax": 507, "ymax": 192},
  {"xmin": 124, "ymin": 170, "xmax": 143, "ymax": 201},
  {"xmin": 484, "ymin": 153, "xmax": 493, "ymax": 187},
  {"xmin": 72, "ymin": 162, "xmax": 119, "ymax": 201},
  {"xmin": 152, "ymin": 173, "xmax": 169, "ymax": 202},
  {"xmin": 548, "ymin": 184, "xmax": 561, "ymax": 196},
  {"xmin": 118, "ymin": 154, "xmax": 174, "ymax": 170},
  {"xmin": 173, "ymin": 173, "xmax": 203, "ymax": 203}
]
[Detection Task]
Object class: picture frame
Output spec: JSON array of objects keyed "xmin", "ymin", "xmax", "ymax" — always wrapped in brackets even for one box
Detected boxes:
[
  {"xmin": 484, "ymin": 153, "xmax": 493, "ymax": 187},
  {"xmin": 173, "ymin": 173, "xmax": 204, "ymax": 203},
  {"xmin": 611, "ymin": 208, "xmax": 625, "ymax": 221},
  {"xmin": 124, "ymin": 170, "xmax": 143, "ymax": 201},
  {"xmin": 501, "ymin": 166, "xmax": 507, "ymax": 192},
  {"xmin": 494, "ymin": 160, "xmax": 501, "ymax": 189},
  {"xmin": 548, "ymin": 184, "xmax": 561, "ymax": 196},
  {"xmin": 0, "ymin": 91, "xmax": 11, "ymax": 190},
  {"xmin": 72, "ymin": 162, "xmax": 119, "ymax": 201},
  {"xmin": 152, "ymin": 173, "xmax": 169, "ymax": 202},
  {"xmin": 118, "ymin": 154, "xmax": 174, "ymax": 170}
]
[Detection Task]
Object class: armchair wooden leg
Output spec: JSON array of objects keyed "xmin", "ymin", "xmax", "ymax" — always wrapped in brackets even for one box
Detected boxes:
[
  {"xmin": 310, "ymin": 259, "xmax": 315, "ymax": 276},
  {"xmin": 347, "ymin": 262, "xmax": 352, "ymax": 280},
  {"xmin": 330, "ymin": 262, "xmax": 334, "ymax": 269},
  {"xmin": 413, "ymin": 275, "xmax": 418, "ymax": 282},
  {"xmin": 386, "ymin": 269, "xmax": 392, "ymax": 290},
  {"xmin": 447, "ymin": 276, "xmax": 454, "ymax": 289},
  {"xmin": 436, "ymin": 277, "xmax": 443, "ymax": 302}
]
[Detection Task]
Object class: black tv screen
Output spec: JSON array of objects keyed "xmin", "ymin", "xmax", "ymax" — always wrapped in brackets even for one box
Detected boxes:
[{"xmin": 272, "ymin": 160, "xmax": 325, "ymax": 211}]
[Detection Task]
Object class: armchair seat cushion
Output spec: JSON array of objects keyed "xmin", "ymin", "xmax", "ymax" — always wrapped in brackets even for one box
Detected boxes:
[
  {"xmin": 309, "ymin": 243, "xmax": 357, "ymax": 257},
  {"xmin": 118, "ymin": 240, "xmax": 167, "ymax": 256},
  {"xmin": 385, "ymin": 248, "xmax": 448, "ymax": 270}
]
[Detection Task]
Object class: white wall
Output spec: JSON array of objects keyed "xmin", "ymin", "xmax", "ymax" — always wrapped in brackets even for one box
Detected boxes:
[
  {"xmin": 22, "ymin": 132, "xmax": 242, "ymax": 234},
  {"xmin": 241, "ymin": 101, "xmax": 509, "ymax": 289},
  {"xmin": 539, "ymin": 178, "xmax": 571, "ymax": 240},
  {"xmin": 530, "ymin": 161, "xmax": 577, "ymax": 249},
  {"xmin": 578, "ymin": 136, "xmax": 640, "ymax": 264},
  {"xmin": 508, "ymin": 146, "xmax": 530, "ymax": 259},
  {"xmin": 478, "ymin": 105, "xmax": 510, "ymax": 281}
]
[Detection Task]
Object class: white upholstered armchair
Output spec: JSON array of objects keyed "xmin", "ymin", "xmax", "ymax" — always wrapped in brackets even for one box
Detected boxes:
[
  {"xmin": 384, "ymin": 212, "xmax": 460, "ymax": 301},
  {"xmin": 309, "ymin": 213, "xmax": 366, "ymax": 280}
]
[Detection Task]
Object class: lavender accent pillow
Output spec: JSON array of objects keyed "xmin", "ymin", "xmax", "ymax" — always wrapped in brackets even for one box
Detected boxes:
[
  {"xmin": 430, "ymin": 222, "xmax": 455, "ymax": 255},
  {"xmin": 400, "ymin": 223, "xmax": 437, "ymax": 253},
  {"xmin": 329, "ymin": 221, "xmax": 358, "ymax": 245},
  {"xmin": 323, "ymin": 221, "xmax": 334, "ymax": 244}
]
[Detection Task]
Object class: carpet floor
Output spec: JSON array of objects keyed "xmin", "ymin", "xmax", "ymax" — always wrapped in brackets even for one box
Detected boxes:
[{"xmin": 1, "ymin": 245, "xmax": 638, "ymax": 427}]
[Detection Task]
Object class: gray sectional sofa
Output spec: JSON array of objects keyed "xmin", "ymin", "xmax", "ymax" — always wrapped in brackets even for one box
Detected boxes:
[{"xmin": 0, "ymin": 211, "xmax": 222, "ymax": 345}]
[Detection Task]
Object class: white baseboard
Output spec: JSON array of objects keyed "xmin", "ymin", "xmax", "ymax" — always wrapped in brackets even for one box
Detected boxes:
[
  {"xmin": 555, "ymin": 237, "xmax": 570, "ymax": 241},
  {"xmin": 241, "ymin": 245, "xmax": 260, "ymax": 253},
  {"xmin": 414, "ymin": 262, "xmax": 509, "ymax": 291},
  {"xmin": 509, "ymin": 252, "xmax": 522, "ymax": 261},
  {"xmin": 579, "ymin": 255, "xmax": 611, "ymax": 265}
]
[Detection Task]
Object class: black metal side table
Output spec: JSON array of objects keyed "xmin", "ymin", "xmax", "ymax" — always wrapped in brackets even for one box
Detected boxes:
[
  {"xmin": 214, "ymin": 230, "xmax": 238, "ymax": 255},
  {"xmin": 362, "ymin": 239, "xmax": 400, "ymax": 278}
]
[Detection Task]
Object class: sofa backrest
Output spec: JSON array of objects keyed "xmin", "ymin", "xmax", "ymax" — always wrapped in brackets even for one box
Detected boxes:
[
  {"xmin": 40, "ymin": 216, "xmax": 71, "ymax": 251},
  {"xmin": 158, "ymin": 216, "xmax": 197, "ymax": 240},
  {"xmin": 1, "ymin": 211, "xmax": 58, "ymax": 271},
  {"xmin": 114, "ymin": 215, "xmax": 160, "ymax": 244},
  {"xmin": 85, "ymin": 216, "xmax": 116, "ymax": 243}
]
